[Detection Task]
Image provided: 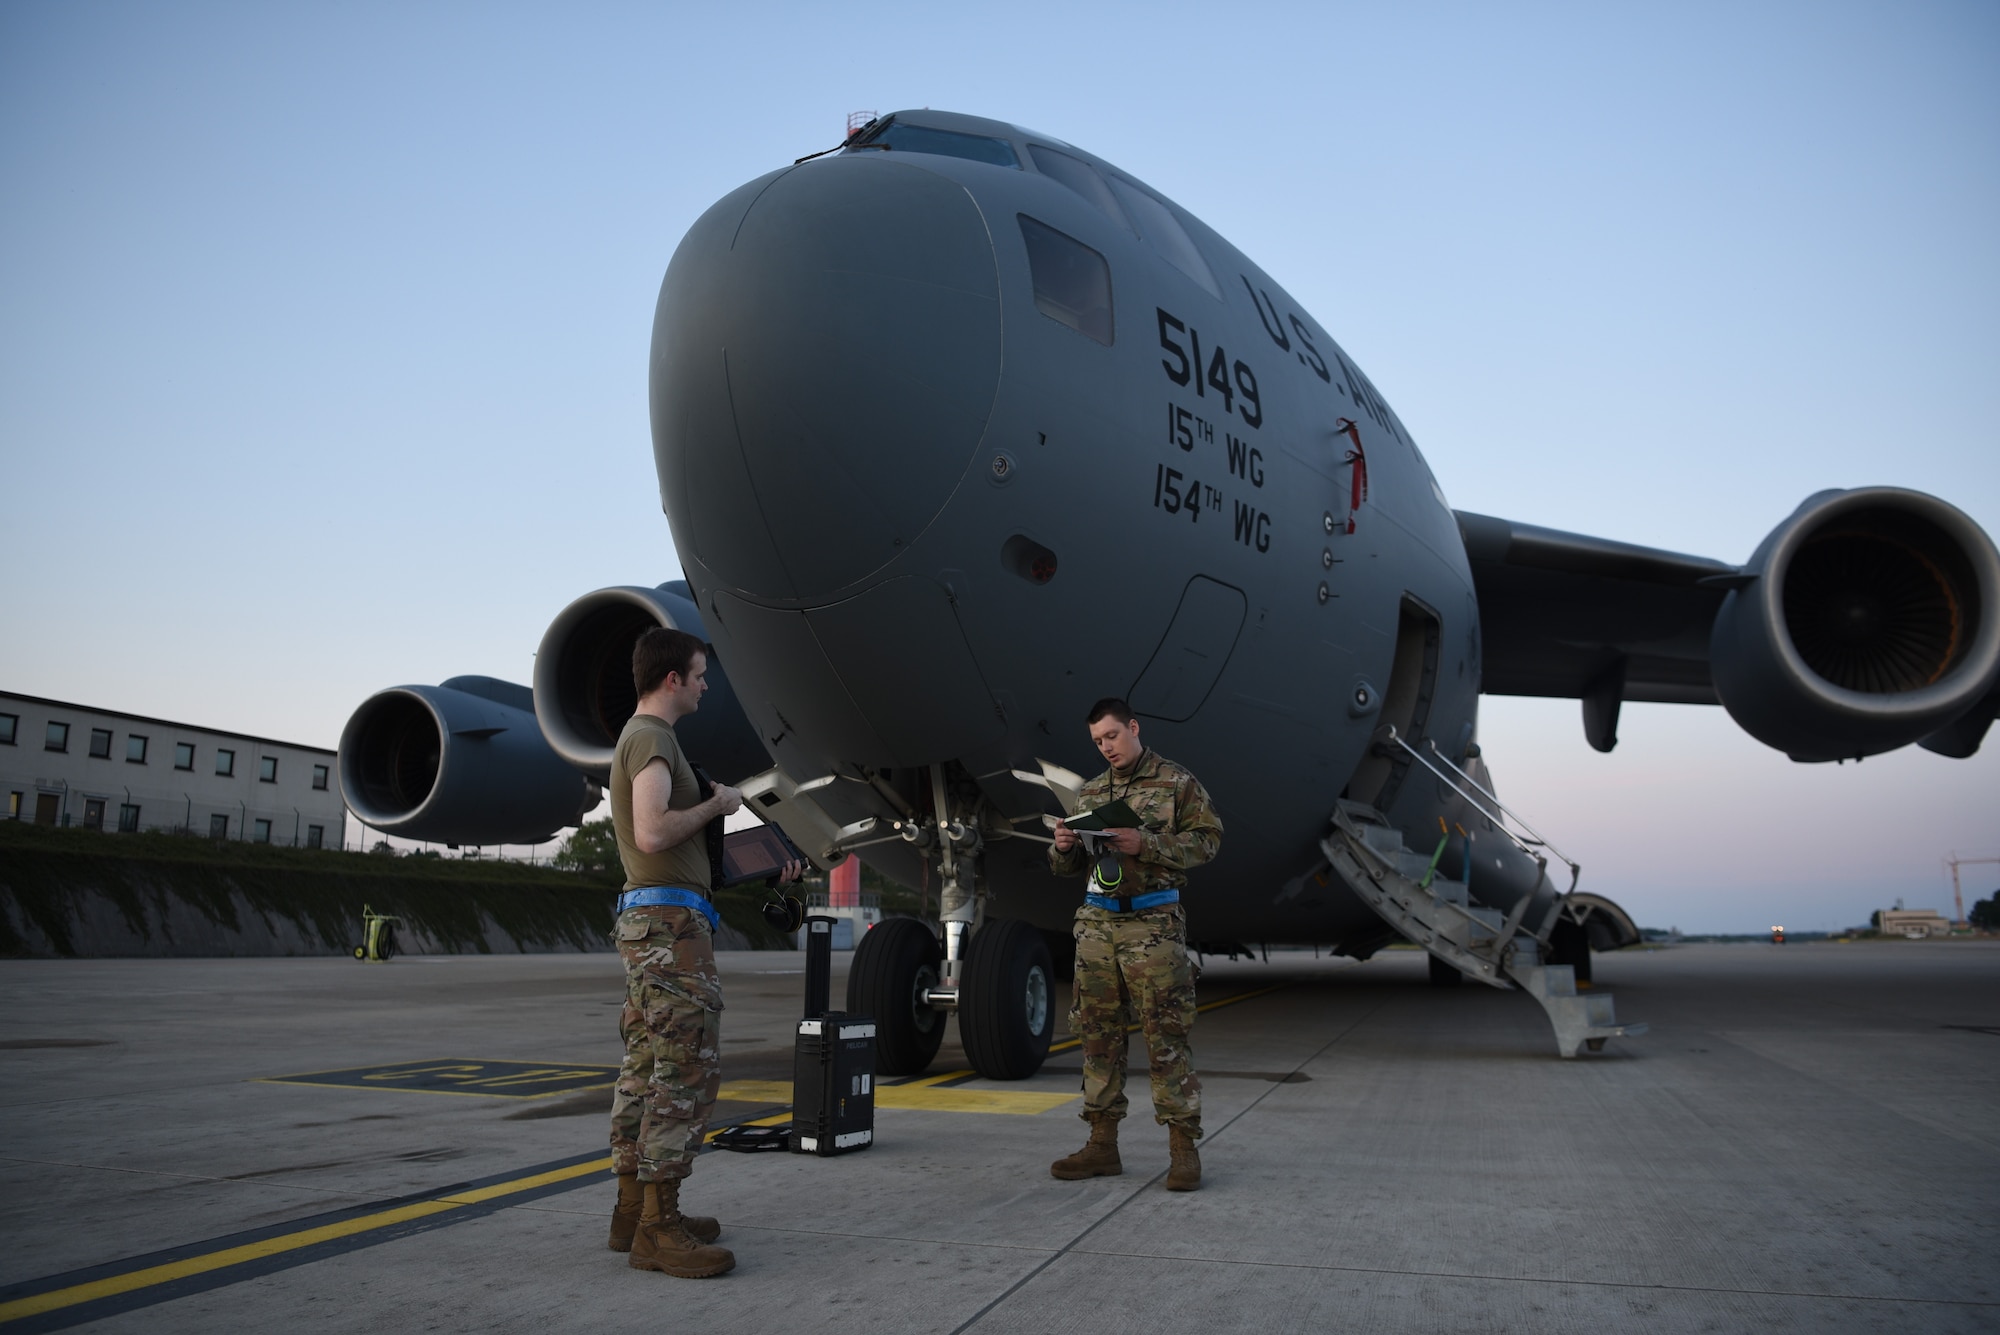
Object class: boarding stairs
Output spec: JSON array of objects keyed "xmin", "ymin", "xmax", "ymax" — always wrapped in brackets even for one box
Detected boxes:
[{"xmin": 1320, "ymin": 732, "xmax": 1646, "ymax": 1058}]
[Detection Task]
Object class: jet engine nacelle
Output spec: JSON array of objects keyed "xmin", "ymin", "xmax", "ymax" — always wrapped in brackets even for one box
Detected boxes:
[
  {"xmin": 338, "ymin": 676, "xmax": 597, "ymax": 845},
  {"xmin": 1710, "ymin": 487, "xmax": 2000, "ymax": 762},
  {"xmin": 533, "ymin": 582, "xmax": 768, "ymax": 782}
]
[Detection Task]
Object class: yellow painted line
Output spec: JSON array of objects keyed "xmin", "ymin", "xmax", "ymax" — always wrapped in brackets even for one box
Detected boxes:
[
  {"xmin": 0, "ymin": 1157, "xmax": 611, "ymax": 1325},
  {"xmin": 254, "ymin": 1060, "xmax": 617, "ymax": 1101},
  {"xmin": 718, "ymin": 1078, "xmax": 1074, "ymax": 1116},
  {"xmin": 709, "ymin": 985, "xmax": 1285, "ymax": 1129},
  {"xmin": 717, "ymin": 1079, "xmax": 800, "ymax": 1103},
  {"xmin": 879, "ymin": 1086, "xmax": 1076, "ymax": 1115},
  {"xmin": 249, "ymin": 1077, "xmax": 609, "ymax": 1102}
]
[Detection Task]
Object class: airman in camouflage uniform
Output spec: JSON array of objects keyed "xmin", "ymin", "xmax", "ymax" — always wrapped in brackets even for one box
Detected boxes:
[
  {"xmin": 1048, "ymin": 697, "xmax": 1222, "ymax": 1191},
  {"xmin": 604, "ymin": 626, "xmax": 742, "ymax": 1279},
  {"xmin": 610, "ymin": 907, "xmax": 724, "ymax": 1185}
]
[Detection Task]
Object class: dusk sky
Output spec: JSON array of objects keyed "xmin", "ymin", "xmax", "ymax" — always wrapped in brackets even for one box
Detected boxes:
[{"xmin": 3, "ymin": 2, "xmax": 1994, "ymax": 933}]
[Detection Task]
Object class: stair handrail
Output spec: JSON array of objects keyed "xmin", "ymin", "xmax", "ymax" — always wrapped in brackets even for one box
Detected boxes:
[{"xmin": 1379, "ymin": 727, "xmax": 1581, "ymax": 895}]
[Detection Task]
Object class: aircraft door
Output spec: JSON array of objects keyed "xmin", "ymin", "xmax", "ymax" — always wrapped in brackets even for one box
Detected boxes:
[
  {"xmin": 1128, "ymin": 576, "xmax": 1248, "ymax": 721},
  {"xmin": 1345, "ymin": 596, "xmax": 1441, "ymax": 811}
]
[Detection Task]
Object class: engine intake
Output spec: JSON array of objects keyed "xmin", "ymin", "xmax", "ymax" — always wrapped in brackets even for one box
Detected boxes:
[
  {"xmin": 1711, "ymin": 488, "xmax": 2000, "ymax": 761},
  {"xmin": 533, "ymin": 582, "xmax": 769, "ymax": 781},
  {"xmin": 338, "ymin": 676, "xmax": 597, "ymax": 845}
]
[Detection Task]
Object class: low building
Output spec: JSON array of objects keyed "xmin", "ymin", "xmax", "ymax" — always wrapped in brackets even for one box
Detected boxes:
[
  {"xmin": 1, "ymin": 691, "xmax": 345, "ymax": 848},
  {"xmin": 1879, "ymin": 908, "xmax": 1952, "ymax": 939}
]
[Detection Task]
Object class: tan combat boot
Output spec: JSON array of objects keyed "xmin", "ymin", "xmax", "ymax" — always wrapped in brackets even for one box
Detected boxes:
[
  {"xmin": 628, "ymin": 1180, "xmax": 735, "ymax": 1278},
  {"xmin": 1165, "ymin": 1124, "xmax": 1202, "ymax": 1192},
  {"xmin": 1050, "ymin": 1114, "xmax": 1122, "ymax": 1180},
  {"xmin": 611, "ymin": 1174, "xmax": 720, "ymax": 1250}
]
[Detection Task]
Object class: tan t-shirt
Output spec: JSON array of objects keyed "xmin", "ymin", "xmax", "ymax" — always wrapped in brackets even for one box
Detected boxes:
[{"xmin": 609, "ymin": 713, "xmax": 712, "ymax": 894}]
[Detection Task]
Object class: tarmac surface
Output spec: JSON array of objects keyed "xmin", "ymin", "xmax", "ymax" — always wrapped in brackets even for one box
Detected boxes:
[{"xmin": 0, "ymin": 939, "xmax": 1995, "ymax": 1333}]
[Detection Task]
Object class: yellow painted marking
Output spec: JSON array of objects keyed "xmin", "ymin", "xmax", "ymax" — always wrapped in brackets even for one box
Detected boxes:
[
  {"xmin": 0, "ymin": 1157, "xmax": 612, "ymax": 1325},
  {"xmin": 255, "ymin": 1059, "xmax": 616, "ymax": 1101},
  {"xmin": 717, "ymin": 1080, "xmax": 801, "ymax": 1103},
  {"xmin": 879, "ymin": 1086, "xmax": 1076, "ymax": 1115},
  {"xmin": 248, "ymin": 1078, "xmax": 577, "ymax": 1101},
  {"xmin": 718, "ymin": 1078, "xmax": 1074, "ymax": 1115}
]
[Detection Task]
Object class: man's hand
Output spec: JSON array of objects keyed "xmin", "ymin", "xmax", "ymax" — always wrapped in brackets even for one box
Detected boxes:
[
  {"xmin": 711, "ymin": 783, "xmax": 743, "ymax": 818},
  {"xmin": 777, "ymin": 859, "xmax": 805, "ymax": 884},
  {"xmin": 1106, "ymin": 827, "xmax": 1143, "ymax": 856},
  {"xmin": 1053, "ymin": 821, "xmax": 1077, "ymax": 853}
]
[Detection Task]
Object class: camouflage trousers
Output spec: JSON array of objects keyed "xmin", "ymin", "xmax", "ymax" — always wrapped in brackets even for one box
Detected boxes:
[
  {"xmin": 609, "ymin": 905, "xmax": 723, "ymax": 1182},
  {"xmin": 1069, "ymin": 903, "xmax": 1201, "ymax": 1137}
]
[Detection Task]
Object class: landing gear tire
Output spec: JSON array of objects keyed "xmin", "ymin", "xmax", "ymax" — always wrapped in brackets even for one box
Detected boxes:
[
  {"xmin": 1547, "ymin": 917, "xmax": 1591, "ymax": 983},
  {"xmin": 846, "ymin": 917, "xmax": 945, "ymax": 1075},
  {"xmin": 1427, "ymin": 953, "xmax": 1463, "ymax": 988},
  {"xmin": 959, "ymin": 918, "xmax": 1055, "ymax": 1081}
]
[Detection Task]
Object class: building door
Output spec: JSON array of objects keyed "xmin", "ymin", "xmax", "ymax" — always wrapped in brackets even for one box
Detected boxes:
[
  {"xmin": 83, "ymin": 799, "xmax": 105, "ymax": 831},
  {"xmin": 34, "ymin": 793, "xmax": 59, "ymax": 825},
  {"xmin": 209, "ymin": 813, "xmax": 229, "ymax": 839}
]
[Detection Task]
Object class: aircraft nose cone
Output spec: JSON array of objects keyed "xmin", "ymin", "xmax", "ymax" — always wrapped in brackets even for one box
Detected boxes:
[{"xmin": 652, "ymin": 157, "xmax": 1002, "ymax": 603}]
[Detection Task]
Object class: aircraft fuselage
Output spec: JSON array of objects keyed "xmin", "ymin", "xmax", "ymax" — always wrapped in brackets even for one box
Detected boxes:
[{"xmin": 652, "ymin": 110, "xmax": 1540, "ymax": 945}]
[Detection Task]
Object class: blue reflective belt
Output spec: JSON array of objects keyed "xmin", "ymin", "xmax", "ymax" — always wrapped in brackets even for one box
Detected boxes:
[
  {"xmin": 618, "ymin": 886, "xmax": 720, "ymax": 932},
  {"xmin": 1084, "ymin": 889, "xmax": 1180, "ymax": 914}
]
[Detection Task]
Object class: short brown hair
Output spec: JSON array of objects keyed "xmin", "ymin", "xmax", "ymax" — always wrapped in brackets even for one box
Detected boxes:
[
  {"xmin": 633, "ymin": 627, "xmax": 707, "ymax": 698},
  {"xmin": 1085, "ymin": 697, "xmax": 1135, "ymax": 727}
]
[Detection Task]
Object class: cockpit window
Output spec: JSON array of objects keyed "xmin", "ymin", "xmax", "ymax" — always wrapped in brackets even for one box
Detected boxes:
[
  {"xmin": 1019, "ymin": 216, "xmax": 1113, "ymax": 345},
  {"xmin": 847, "ymin": 119, "xmax": 1020, "ymax": 169},
  {"xmin": 1106, "ymin": 177, "xmax": 1220, "ymax": 297},
  {"xmin": 1028, "ymin": 145, "xmax": 1128, "ymax": 229}
]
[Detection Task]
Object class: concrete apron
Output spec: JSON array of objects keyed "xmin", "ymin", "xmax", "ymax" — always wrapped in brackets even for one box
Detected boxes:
[{"xmin": 0, "ymin": 943, "xmax": 1996, "ymax": 1333}]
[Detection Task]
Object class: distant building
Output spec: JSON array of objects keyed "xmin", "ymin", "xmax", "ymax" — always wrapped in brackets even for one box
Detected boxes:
[
  {"xmin": 1, "ymin": 691, "xmax": 345, "ymax": 848},
  {"xmin": 1879, "ymin": 908, "xmax": 1952, "ymax": 939}
]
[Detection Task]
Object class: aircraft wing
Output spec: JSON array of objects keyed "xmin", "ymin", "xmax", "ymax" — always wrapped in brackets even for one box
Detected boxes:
[{"xmin": 1455, "ymin": 512, "xmax": 1735, "ymax": 744}]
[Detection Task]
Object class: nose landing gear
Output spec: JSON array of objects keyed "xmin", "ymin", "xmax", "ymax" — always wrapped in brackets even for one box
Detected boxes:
[{"xmin": 840, "ymin": 766, "xmax": 1056, "ymax": 1081}]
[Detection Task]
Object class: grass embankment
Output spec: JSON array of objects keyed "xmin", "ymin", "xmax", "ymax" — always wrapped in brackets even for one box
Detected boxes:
[{"xmin": 0, "ymin": 821, "xmax": 794, "ymax": 957}]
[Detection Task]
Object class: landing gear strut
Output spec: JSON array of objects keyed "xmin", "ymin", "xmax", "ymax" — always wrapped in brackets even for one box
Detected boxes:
[{"xmin": 839, "ymin": 764, "xmax": 1058, "ymax": 1081}]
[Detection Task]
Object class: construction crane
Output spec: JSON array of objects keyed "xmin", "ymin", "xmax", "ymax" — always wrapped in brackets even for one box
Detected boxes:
[{"xmin": 1945, "ymin": 854, "xmax": 2000, "ymax": 930}]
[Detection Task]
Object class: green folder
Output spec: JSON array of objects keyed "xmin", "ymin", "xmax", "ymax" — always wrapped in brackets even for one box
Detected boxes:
[{"xmin": 1066, "ymin": 798, "xmax": 1141, "ymax": 831}]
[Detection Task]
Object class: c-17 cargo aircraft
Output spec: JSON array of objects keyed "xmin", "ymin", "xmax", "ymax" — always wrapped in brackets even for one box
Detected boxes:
[{"xmin": 339, "ymin": 109, "xmax": 2000, "ymax": 1077}]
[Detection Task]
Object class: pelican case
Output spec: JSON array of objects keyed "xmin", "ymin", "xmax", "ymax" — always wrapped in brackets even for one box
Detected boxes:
[
  {"xmin": 791, "ymin": 1011, "xmax": 877, "ymax": 1155},
  {"xmin": 791, "ymin": 914, "xmax": 876, "ymax": 1155}
]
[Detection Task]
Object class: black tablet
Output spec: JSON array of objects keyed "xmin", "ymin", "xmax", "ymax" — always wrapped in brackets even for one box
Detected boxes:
[{"xmin": 721, "ymin": 824, "xmax": 807, "ymax": 887}]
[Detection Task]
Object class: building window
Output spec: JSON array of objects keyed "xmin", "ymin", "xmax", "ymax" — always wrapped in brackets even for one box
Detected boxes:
[
  {"xmin": 259, "ymin": 756, "xmax": 278, "ymax": 783},
  {"xmin": 90, "ymin": 728, "xmax": 114, "ymax": 759},
  {"xmin": 312, "ymin": 764, "xmax": 329, "ymax": 791},
  {"xmin": 46, "ymin": 721, "xmax": 70, "ymax": 752},
  {"xmin": 306, "ymin": 824, "xmax": 324, "ymax": 849},
  {"xmin": 8, "ymin": 792, "xmax": 21, "ymax": 819},
  {"xmin": 127, "ymin": 734, "xmax": 148, "ymax": 764},
  {"xmin": 175, "ymin": 742, "xmax": 195, "ymax": 771},
  {"xmin": 84, "ymin": 798, "xmax": 106, "ymax": 831},
  {"xmin": 216, "ymin": 748, "xmax": 235, "ymax": 777},
  {"xmin": 0, "ymin": 713, "xmax": 16, "ymax": 745},
  {"xmin": 209, "ymin": 813, "xmax": 229, "ymax": 839},
  {"xmin": 119, "ymin": 804, "xmax": 141, "ymax": 833},
  {"xmin": 253, "ymin": 818, "xmax": 272, "ymax": 844}
]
